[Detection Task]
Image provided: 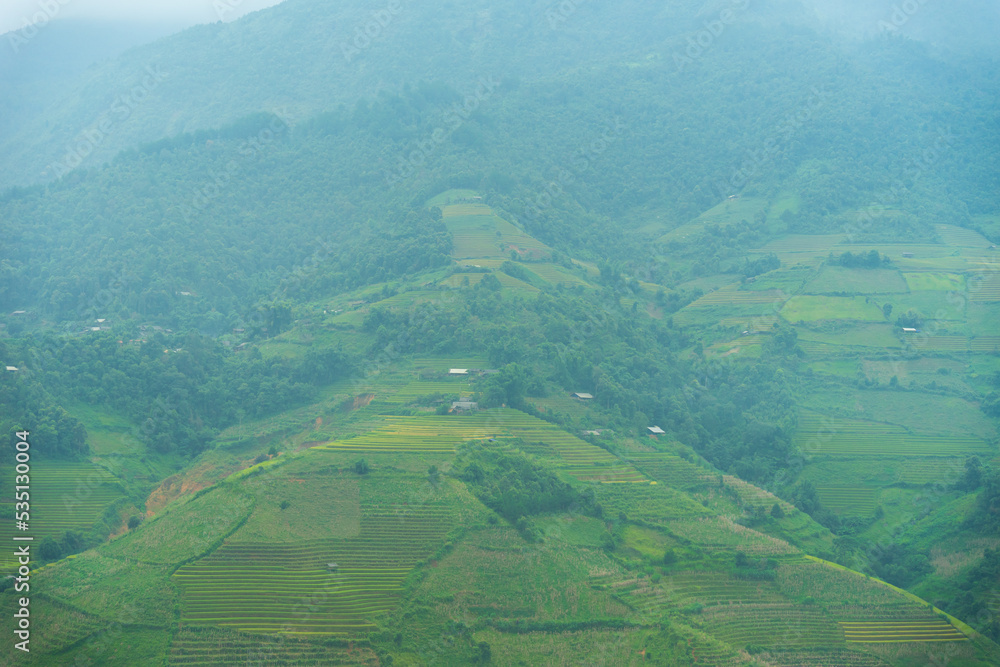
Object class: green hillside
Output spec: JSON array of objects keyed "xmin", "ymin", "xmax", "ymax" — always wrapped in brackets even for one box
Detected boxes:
[{"xmin": 1, "ymin": 0, "xmax": 999, "ymax": 664}]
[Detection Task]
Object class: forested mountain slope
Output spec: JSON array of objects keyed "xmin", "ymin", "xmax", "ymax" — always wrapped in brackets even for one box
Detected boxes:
[{"xmin": 1, "ymin": 0, "xmax": 999, "ymax": 665}]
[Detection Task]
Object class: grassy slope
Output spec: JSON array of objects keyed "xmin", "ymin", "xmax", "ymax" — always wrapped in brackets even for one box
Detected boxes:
[{"xmin": 7, "ymin": 197, "xmax": 1000, "ymax": 666}]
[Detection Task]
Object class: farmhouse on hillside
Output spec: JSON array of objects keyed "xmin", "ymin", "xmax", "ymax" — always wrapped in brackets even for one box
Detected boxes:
[
  {"xmin": 571, "ymin": 392, "xmax": 594, "ymax": 400},
  {"xmin": 648, "ymin": 426, "xmax": 666, "ymax": 435},
  {"xmin": 451, "ymin": 401, "xmax": 478, "ymax": 412},
  {"xmin": 449, "ymin": 368, "xmax": 469, "ymax": 376}
]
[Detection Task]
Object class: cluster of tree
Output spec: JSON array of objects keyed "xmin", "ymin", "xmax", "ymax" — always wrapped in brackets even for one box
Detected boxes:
[
  {"xmin": 741, "ymin": 253, "xmax": 781, "ymax": 279},
  {"xmin": 732, "ymin": 552, "xmax": 780, "ymax": 581},
  {"xmin": 459, "ymin": 445, "xmax": 599, "ymax": 525},
  {"xmin": 831, "ymin": 250, "xmax": 892, "ymax": 269},
  {"xmin": 0, "ymin": 341, "xmax": 87, "ymax": 459},
  {"xmin": 13, "ymin": 332, "xmax": 352, "ymax": 457}
]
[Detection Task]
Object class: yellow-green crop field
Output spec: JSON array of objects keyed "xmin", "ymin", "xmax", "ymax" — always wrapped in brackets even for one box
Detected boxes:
[
  {"xmin": 969, "ymin": 271, "xmax": 1000, "ymax": 301},
  {"xmin": 167, "ymin": 627, "xmax": 378, "ymax": 665},
  {"xmin": 839, "ymin": 618, "xmax": 967, "ymax": 643},
  {"xmin": 803, "ymin": 267, "xmax": 908, "ymax": 295},
  {"xmin": 815, "ymin": 485, "xmax": 879, "ymax": 515},
  {"xmin": 794, "ymin": 413, "xmax": 990, "ymax": 457},
  {"xmin": 687, "ymin": 286, "xmax": 788, "ymax": 307},
  {"xmin": 0, "ymin": 462, "xmax": 123, "ymax": 567},
  {"xmin": 935, "ymin": 224, "xmax": 992, "ymax": 248},
  {"xmin": 317, "ymin": 410, "xmax": 646, "ymax": 481},
  {"xmin": 903, "ymin": 272, "xmax": 965, "ymax": 291},
  {"xmin": 174, "ymin": 503, "xmax": 454, "ymax": 636},
  {"xmin": 781, "ymin": 295, "xmax": 886, "ymax": 323}
]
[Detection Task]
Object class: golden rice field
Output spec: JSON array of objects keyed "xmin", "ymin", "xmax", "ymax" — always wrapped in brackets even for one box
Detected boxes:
[
  {"xmin": 317, "ymin": 410, "xmax": 646, "ymax": 482},
  {"xmin": 839, "ymin": 619, "xmax": 967, "ymax": 643}
]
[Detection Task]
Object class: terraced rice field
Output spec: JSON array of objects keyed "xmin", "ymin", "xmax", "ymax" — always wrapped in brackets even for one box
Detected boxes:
[
  {"xmin": 803, "ymin": 268, "xmax": 908, "ymax": 295},
  {"xmin": 387, "ymin": 378, "xmax": 473, "ymax": 403},
  {"xmin": 899, "ymin": 459, "xmax": 966, "ymax": 485},
  {"xmin": 318, "ymin": 410, "xmax": 646, "ymax": 482},
  {"xmin": 935, "ymin": 224, "xmax": 992, "ymax": 248},
  {"xmin": 625, "ymin": 452, "xmax": 715, "ymax": 489},
  {"xmin": 368, "ymin": 290, "xmax": 442, "ymax": 308},
  {"xmin": 443, "ymin": 207, "xmax": 552, "ymax": 260},
  {"xmin": 409, "ymin": 357, "xmax": 489, "ymax": 370},
  {"xmin": 757, "ymin": 234, "xmax": 845, "ymax": 254},
  {"xmin": 839, "ymin": 618, "xmax": 967, "ymax": 643},
  {"xmin": 167, "ymin": 628, "xmax": 378, "ymax": 665},
  {"xmin": 794, "ymin": 413, "xmax": 990, "ymax": 457},
  {"xmin": 439, "ymin": 270, "xmax": 540, "ymax": 293},
  {"xmin": 687, "ymin": 286, "xmax": 788, "ymax": 307},
  {"xmin": 28, "ymin": 595, "xmax": 105, "ymax": 654},
  {"xmin": 589, "ymin": 571, "xmax": 671, "ymax": 615},
  {"xmin": 659, "ymin": 572, "xmax": 787, "ymax": 607},
  {"xmin": 781, "ymin": 295, "xmax": 885, "ymax": 323},
  {"xmin": 798, "ymin": 340, "xmax": 856, "ymax": 357},
  {"xmin": 442, "ymin": 203, "xmax": 492, "ymax": 216},
  {"xmin": 703, "ymin": 604, "xmax": 843, "ymax": 649},
  {"xmin": 0, "ymin": 462, "xmax": 124, "ymax": 566},
  {"xmin": 521, "ymin": 262, "xmax": 592, "ymax": 287},
  {"xmin": 685, "ymin": 634, "xmax": 741, "ymax": 666},
  {"xmin": 750, "ymin": 649, "xmax": 890, "ymax": 666},
  {"xmin": 904, "ymin": 335, "xmax": 1000, "ymax": 352},
  {"xmin": 902, "ymin": 272, "xmax": 965, "ymax": 291},
  {"xmin": 668, "ymin": 517, "xmax": 797, "ymax": 556},
  {"xmin": 595, "ymin": 483, "xmax": 708, "ymax": 523},
  {"xmin": 969, "ymin": 271, "xmax": 1000, "ymax": 302},
  {"xmin": 815, "ymin": 486, "xmax": 879, "ymax": 515},
  {"xmin": 720, "ymin": 474, "xmax": 795, "ymax": 513},
  {"xmin": 173, "ymin": 504, "xmax": 453, "ymax": 636},
  {"xmin": 317, "ymin": 415, "xmax": 496, "ymax": 454},
  {"xmin": 717, "ymin": 315, "xmax": 779, "ymax": 332}
]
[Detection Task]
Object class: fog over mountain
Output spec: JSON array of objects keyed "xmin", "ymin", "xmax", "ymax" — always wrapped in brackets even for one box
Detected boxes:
[{"xmin": 1, "ymin": 1, "xmax": 998, "ymax": 665}]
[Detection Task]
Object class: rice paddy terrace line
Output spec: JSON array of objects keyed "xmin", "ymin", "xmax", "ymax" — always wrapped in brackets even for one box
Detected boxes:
[
  {"xmin": 0, "ymin": 462, "xmax": 124, "ymax": 567},
  {"xmin": 173, "ymin": 504, "xmax": 453, "ymax": 636},
  {"xmin": 794, "ymin": 412, "xmax": 992, "ymax": 458},
  {"xmin": 839, "ymin": 619, "xmax": 968, "ymax": 643},
  {"xmin": 167, "ymin": 627, "xmax": 378, "ymax": 666},
  {"xmin": 316, "ymin": 410, "xmax": 647, "ymax": 482},
  {"xmin": 815, "ymin": 486, "xmax": 880, "ymax": 515},
  {"xmin": 703, "ymin": 604, "xmax": 845, "ymax": 649},
  {"xmin": 441, "ymin": 203, "xmax": 552, "ymax": 261}
]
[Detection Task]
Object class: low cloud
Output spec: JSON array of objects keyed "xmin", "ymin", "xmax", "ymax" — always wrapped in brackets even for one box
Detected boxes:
[{"xmin": 0, "ymin": 0, "xmax": 286, "ymax": 36}]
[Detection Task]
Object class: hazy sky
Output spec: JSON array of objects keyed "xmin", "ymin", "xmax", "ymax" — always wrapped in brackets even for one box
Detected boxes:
[{"xmin": 0, "ymin": 0, "xmax": 286, "ymax": 35}]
